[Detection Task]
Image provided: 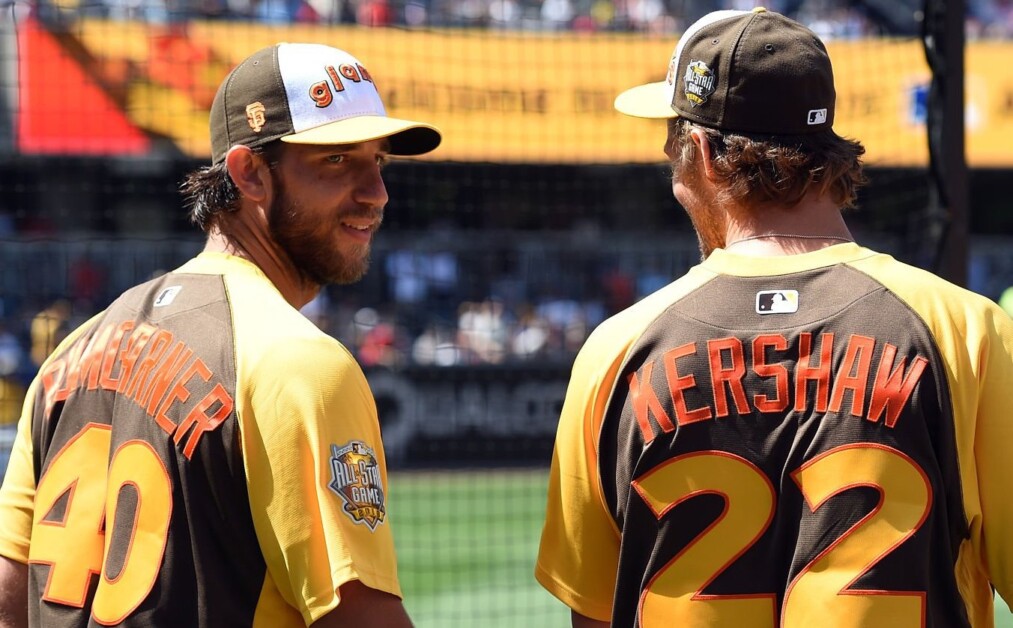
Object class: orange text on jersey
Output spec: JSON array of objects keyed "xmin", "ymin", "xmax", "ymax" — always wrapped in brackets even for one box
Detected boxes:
[
  {"xmin": 627, "ymin": 332, "xmax": 929, "ymax": 444},
  {"xmin": 39, "ymin": 320, "xmax": 235, "ymax": 459}
]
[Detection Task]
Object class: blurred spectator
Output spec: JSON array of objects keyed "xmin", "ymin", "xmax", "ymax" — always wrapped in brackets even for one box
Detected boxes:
[
  {"xmin": 456, "ymin": 299, "xmax": 509, "ymax": 363},
  {"xmin": 794, "ymin": 0, "xmax": 878, "ymax": 39},
  {"xmin": 636, "ymin": 261, "xmax": 670, "ymax": 299},
  {"xmin": 29, "ymin": 299, "xmax": 71, "ymax": 368},
  {"xmin": 69, "ymin": 254, "xmax": 107, "ymax": 311},
  {"xmin": 412, "ymin": 324, "xmax": 461, "ymax": 365},
  {"xmin": 0, "ymin": 321, "xmax": 26, "ymax": 426},
  {"xmin": 510, "ymin": 307, "xmax": 551, "ymax": 359},
  {"xmin": 351, "ymin": 307, "xmax": 408, "ymax": 367},
  {"xmin": 541, "ymin": 0, "xmax": 574, "ymax": 29},
  {"xmin": 969, "ymin": 0, "xmax": 1013, "ymax": 37},
  {"xmin": 32, "ymin": 0, "xmax": 1013, "ymax": 38},
  {"xmin": 357, "ymin": 0, "xmax": 391, "ymax": 25},
  {"xmin": 488, "ymin": 0, "xmax": 520, "ymax": 27},
  {"xmin": 601, "ymin": 267, "xmax": 635, "ymax": 315},
  {"xmin": 625, "ymin": 0, "xmax": 669, "ymax": 33},
  {"xmin": 385, "ymin": 250, "xmax": 459, "ymax": 305}
]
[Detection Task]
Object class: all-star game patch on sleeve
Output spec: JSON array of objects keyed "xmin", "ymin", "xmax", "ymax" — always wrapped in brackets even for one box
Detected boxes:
[
  {"xmin": 233, "ymin": 307, "xmax": 398, "ymax": 626},
  {"xmin": 239, "ymin": 340, "xmax": 396, "ymax": 625}
]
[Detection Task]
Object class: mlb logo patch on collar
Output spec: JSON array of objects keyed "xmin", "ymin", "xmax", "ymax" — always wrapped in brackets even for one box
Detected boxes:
[
  {"xmin": 756, "ymin": 290, "xmax": 799, "ymax": 314},
  {"xmin": 154, "ymin": 286, "xmax": 183, "ymax": 307}
]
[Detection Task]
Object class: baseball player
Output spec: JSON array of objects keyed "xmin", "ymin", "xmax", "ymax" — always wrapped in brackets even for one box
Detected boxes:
[
  {"xmin": 0, "ymin": 43, "xmax": 440, "ymax": 627},
  {"xmin": 535, "ymin": 9, "xmax": 1013, "ymax": 627}
]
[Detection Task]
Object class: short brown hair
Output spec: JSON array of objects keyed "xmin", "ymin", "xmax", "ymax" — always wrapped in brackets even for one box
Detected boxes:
[{"xmin": 669, "ymin": 117, "xmax": 867, "ymax": 210}]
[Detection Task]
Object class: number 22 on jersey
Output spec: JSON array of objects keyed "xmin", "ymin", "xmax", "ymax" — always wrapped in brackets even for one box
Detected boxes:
[
  {"xmin": 28, "ymin": 422, "xmax": 173, "ymax": 625},
  {"xmin": 632, "ymin": 444, "xmax": 931, "ymax": 628}
]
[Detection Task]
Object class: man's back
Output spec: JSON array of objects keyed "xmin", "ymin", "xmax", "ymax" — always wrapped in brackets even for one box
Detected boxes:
[
  {"xmin": 17, "ymin": 257, "xmax": 260, "ymax": 626},
  {"xmin": 1, "ymin": 253, "xmax": 398, "ymax": 626},
  {"xmin": 537, "ymin": 244, "xmax": 1013, "ymax": 626}
]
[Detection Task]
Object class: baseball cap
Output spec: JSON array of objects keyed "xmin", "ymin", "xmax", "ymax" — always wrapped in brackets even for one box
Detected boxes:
[
  {"xmin": 210, "ymin": 43, "xmax": 441, "ymax": 164},
  {"xmin": 614, "ymin": 7, "xmax": 836, "ymax": 135}
]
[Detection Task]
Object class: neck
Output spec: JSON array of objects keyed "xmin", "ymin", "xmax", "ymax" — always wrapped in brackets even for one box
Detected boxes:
[
  {"xmin": 722, "ymin": 194, "xmax": 853, "ymax": 256},
  {"xmin": 204, "ymin": 215, "xmax": 319, "ymax": 310}
]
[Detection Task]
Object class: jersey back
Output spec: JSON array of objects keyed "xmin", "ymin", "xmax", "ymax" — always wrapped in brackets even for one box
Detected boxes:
[
  {"xmin": 26, "ymin": 271, "xmax": 265, "ymax": 627},
  {"xmin": 599, "ymin": 263, "xmax": 968, "ymax": 627}
]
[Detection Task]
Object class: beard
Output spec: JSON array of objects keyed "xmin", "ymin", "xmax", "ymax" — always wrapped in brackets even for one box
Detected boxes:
[
  {"xmin": 267, "ymin": 172, "xmax": 379, "ymax": 286},
  {"xmin": 671, "ymin": 158, "xmax": 725, "ymax": 260}
]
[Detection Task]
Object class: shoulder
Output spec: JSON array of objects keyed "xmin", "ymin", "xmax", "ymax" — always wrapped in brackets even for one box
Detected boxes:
[
  {"xmin": 845, "ymin": 252, "xmax": 1013, "ymax": 368},
  {"xmin": 846, "ymin": 252, "xmax": 1010, "ymax": 334}
]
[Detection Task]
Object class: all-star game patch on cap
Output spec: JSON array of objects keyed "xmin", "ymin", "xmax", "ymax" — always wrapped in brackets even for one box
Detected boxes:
[
  {"xmin": 614, "ymin": 7, "xmax": 836, "ymax": 135},
  {"xmin": 210, "ymin": 43, "xmax": 442, "ymax": 164}
]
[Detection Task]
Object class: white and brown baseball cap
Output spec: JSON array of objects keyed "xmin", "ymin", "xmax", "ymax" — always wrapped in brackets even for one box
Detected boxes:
[
  {"xmin": 614, "ymin": 7, "xmax": 836, "ymax": 135},
  {"xmin": 210, "ymin": 43, "xmax": 442, "ymax": 164}
]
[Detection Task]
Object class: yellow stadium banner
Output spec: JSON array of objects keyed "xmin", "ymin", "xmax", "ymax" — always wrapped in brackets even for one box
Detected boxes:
[{"xmin": 62, "ymin": 21, "xmax": 1013, "ymax": 166}]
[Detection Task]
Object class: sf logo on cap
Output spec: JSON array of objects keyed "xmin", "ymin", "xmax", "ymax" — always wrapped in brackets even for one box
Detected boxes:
[
  {"xmin": 246, "ymin": 102, "xmax": 266, "ymax": 133},
  {"xmin": 684, "ymin": 60, "xmax": 716, "ymax": 107}
]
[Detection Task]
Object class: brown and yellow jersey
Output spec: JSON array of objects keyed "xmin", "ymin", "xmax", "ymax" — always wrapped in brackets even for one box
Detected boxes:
[
  {"xmin": 536, "ymin": 244, "xmax": 1013, "ymax": 627},
  {"xmin": 0, "ymin": 253, "xmax": 399, "ymax": 627}
]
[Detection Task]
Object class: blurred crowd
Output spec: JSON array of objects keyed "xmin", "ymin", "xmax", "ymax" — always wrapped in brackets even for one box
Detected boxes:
[
  {"xmin": 30, "ymin": 0, "xmax": 1013, "ymax": 39},
  {"xmin": 1, "ymin": 241, "xmax": 1010, "ymax": 427},
  {"xmin": 0, "ymin": 244, "xmax": 676, "ymax": 426}
]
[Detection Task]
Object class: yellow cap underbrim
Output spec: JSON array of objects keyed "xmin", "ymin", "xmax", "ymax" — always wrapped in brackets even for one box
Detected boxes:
[
  {"xmin": 614, "ymin": 81, "xmax": 680, "ymax": 119},
  {"xmin": 281, "ymin": 115, "xmax": 442, "ymax": 156}
]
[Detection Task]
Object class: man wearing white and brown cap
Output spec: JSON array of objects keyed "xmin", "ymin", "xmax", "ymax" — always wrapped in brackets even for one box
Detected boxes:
[
  {"xmin": 536, "ymin": 8, "xmax": 1013, "ymax": 627},
  {"xmin": 0, "ymin": 43, "xmax": 439, "ymax": 627}
]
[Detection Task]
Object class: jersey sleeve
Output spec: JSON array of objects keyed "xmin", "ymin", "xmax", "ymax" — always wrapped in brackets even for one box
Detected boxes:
[
  {"xmin": 848, "ymin": 254, "xmax": 1013, "ymax": 617},
  {"xmin": 535, "ymin": 268, "xmax": 714, "ymax": 621},
  {"xmin": 534, "ymin": 325, "xmax": 624, "ymax": 622},
  {"xmin": 0, "ymin": 379, "xmax": 40, "ymax": 563},
  {"xmin": 238, "ymin": 338, "xmax": 399, "ymax": 626},
  {"xmin": 0, "ymin": 313, "xmax": 102, "ymax": 564},
  {"xmin": 972, "ymin": 305, "xmax": 1013, "ymax": 606}
]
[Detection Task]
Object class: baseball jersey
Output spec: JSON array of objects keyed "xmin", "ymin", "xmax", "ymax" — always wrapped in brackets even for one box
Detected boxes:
[
  {"xmin": 536, "ymin": 243, "xmax": 1013, "ymax": 627},
  {"xmin": 0, "ymin": 252, "xmax": 399, "ymax": 627}
]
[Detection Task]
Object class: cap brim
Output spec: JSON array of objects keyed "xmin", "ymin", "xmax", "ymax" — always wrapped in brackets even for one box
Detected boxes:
[
  {"xmin": 614, "ymin": 81, "xmax": 680, "ymax": 119},
  {"xmin": 281, "ymin": 115, "xmax": 442, "ymax": 156}
]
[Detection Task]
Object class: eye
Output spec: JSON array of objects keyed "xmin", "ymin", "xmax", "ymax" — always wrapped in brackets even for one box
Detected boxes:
[{"xmin": 325, "ymin": 154, "xmax": 346, "ymax": 164}]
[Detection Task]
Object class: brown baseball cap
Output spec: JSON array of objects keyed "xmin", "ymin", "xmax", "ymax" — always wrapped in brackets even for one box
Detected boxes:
[
  {"xmin": 614, "ymin": 8, "xmax": 836, "ymax": 135},
  {"xmin": 210, "ymin": 43, "xmax": 442, "ymax": 164}
]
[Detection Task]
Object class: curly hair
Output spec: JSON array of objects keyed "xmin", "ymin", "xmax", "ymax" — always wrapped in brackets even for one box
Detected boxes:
[
  {"xmin": 179, "ymin": 143, "xmax": 282, "ymax": 232},
  {"xmin": 668, "ymin": 118, "xmax": 868, "ymax": 210}
]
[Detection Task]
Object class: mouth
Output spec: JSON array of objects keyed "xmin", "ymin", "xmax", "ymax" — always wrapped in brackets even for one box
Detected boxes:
[{"xmin": 340, "ymin": 219, "xmax": 378, "ymax": 243}]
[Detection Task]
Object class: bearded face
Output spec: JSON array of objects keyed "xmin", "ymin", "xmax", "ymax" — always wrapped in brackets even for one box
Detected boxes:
[{"xmin": 267, "ymin": 168, "xmax": 382, "ymax": 286}]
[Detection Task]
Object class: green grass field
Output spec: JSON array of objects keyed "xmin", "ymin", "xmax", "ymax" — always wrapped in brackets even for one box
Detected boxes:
[{"xmin": 390, "ymin": 468, "xmax": 1013, "ymax": 628}]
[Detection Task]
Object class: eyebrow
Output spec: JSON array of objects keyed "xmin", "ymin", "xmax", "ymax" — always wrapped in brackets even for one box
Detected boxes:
[{"xmin": 323, "ymin": 139, "xmax": 392, "ymax": 152}]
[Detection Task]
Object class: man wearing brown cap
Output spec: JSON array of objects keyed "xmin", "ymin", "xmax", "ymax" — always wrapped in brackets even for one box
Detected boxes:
[
  {"xmin": 0, "ymin": 43, "xmax": 439, "ymax": 627},
  {"xmin": 536, "ymin": 8, "xmax": 1013, "ymax": 627}
]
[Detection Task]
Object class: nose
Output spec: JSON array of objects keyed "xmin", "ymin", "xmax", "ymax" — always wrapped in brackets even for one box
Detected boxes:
[{"xmin": 354, "ymin": 163, "xmax": 389, "ymax": 209}]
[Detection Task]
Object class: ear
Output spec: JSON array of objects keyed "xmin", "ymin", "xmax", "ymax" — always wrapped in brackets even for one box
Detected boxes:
[
  {"xmin": 224, "ymin": 145, "xmax": 271, "ymax": 203},
  {"xmin": 688, "ymin": 128, "xmax": 718, "ymax": 181}
]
